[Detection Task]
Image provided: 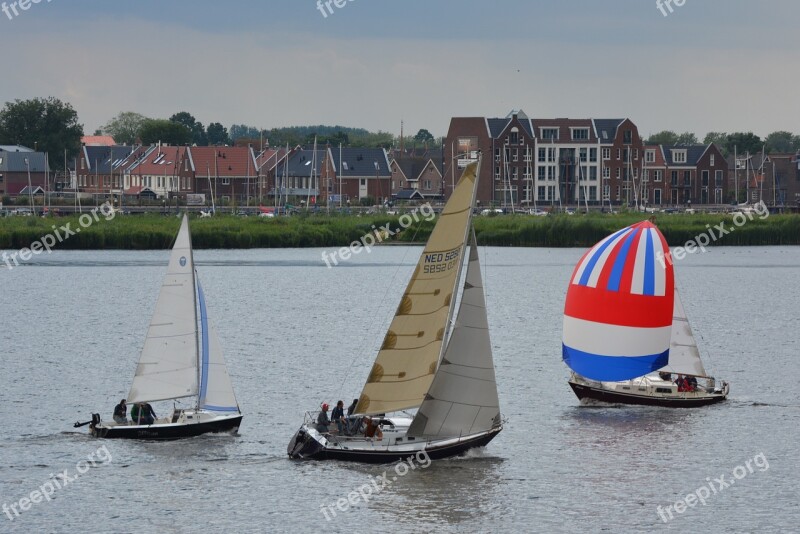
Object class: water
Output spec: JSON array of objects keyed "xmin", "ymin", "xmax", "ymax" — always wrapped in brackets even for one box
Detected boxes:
[{"xmin": 1, "ymin": 245, "xmax": 798, "ymax": 533}]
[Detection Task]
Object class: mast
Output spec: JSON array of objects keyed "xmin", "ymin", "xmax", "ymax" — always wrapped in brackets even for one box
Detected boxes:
[{"xmin": 188, "ymin": 216, "xmax": 202, "ymax": 409}]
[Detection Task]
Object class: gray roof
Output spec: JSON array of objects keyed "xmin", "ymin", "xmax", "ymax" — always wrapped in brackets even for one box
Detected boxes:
[
  {"xmin": 276, "ymin": 148, "xmax": 326, "ymax": 178},
  {"xmin": 487, "ymin": 118, "xmax": 511, "ymax": 138},
  {"xmin": 0, "ymin": 145, "xmax": 34, "ymax": 153},
  {"xmin": 0, "ymin": 151, "xmax": 50, "ymax": 172},
  {"xmin": 83, "ymin": 145, "xmax": 137, "ymax": 173},
  {"xmin": 329, "ymin": 148, "xmax": 391, "ymax": 178},
  {"xmin": 661, "ymin": 145, "xmax": 709, "ymax": 166},
  {"xmin": 592, "ymin": 119, "xmax": 625, "ymax": 142}
]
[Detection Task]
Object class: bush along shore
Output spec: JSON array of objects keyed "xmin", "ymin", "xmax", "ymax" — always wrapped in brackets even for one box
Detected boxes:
[{"xmin": 0, "ymin": 211, "xmax": 798, "ymax": 251}]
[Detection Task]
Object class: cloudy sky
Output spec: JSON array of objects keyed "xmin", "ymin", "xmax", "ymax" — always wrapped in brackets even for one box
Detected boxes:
[{"xmin": 1, "ymin": 0, "xmax": 797, "ymax": 139}]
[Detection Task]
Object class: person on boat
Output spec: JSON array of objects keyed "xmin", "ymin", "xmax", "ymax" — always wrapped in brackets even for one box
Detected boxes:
[
  {"xmin": 141, "ymin": 403, "xmax": 157, "ymax": 425},
  {"xmin": 686, "ymin": 376, "xmax": 698, "ymax": 392},
  {"xmin": 659, "ymin": 372, "xmax": 672, "ymax": 382},
  {"xmin": 113, "ymin": 399, "xmax": 128, "ymax": 424},
  {"xmin": 364, "ymin": 417, "xmax": 383, "ymax": 440},
  {"xmin": 345, "ymin": 399, "xmax": 359, "ymax": 434},
  {"xmin": 316, "ymin": 403, "xmax": 331, "ymax": 433},
  {"xmin": 331, "ymin": 400, "xmax": 346, "ymax": 434},
  {"xmin": 130, "ymin": 402, "xmax": 141, "ymax": 424},
  {"xmin": 675, "ymin": 375, "xmax": 686, "ymax": 391}
]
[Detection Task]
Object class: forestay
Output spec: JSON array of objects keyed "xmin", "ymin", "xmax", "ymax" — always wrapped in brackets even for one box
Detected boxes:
[{"xmin": 659, "ymin": 286, "xmax": 707, "ymax": 377}]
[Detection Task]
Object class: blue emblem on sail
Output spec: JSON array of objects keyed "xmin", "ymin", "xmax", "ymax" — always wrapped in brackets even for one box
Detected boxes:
[{"xmin": 180, "ymin": 256, "xmax": 187, "ymax": 267}]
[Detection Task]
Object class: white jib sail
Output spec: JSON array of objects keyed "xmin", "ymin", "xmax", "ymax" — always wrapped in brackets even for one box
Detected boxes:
[
  {"xmin": 408, "ymin": 229, "xmax": 500, "ymax": 438},
  {"xmin": 659, "ymin": 286, "xmax": 707, "ymax": 377},
  {"xmin": 128, "ymin": 215, "xmax": 199, "ymax": 403},
  {"xmin": 197, "ymin": 280, "xmax": 239, "ymax": 412}
]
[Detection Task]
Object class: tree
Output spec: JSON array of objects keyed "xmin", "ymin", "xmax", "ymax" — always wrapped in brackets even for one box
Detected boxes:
[
  {"xmin": 764, "ymin": 131, "xmax": 798, "ymax": 154},
  {"xmin": 102, "ymin": 112, "xmax": 148, "ymax": 145},
  {"xmin": 139, "ymin": 119, "xmax": 191, "ymax": 145},
  {"xmin": 169, "ymin": 112, "xmax": 207, "ymax": 146},
  {"xmin": 725, "ymin": 132, "xmax": 762, "ymax": 156},
  {"xmin": 0, "ymin": 97, "xmax": 83, "ymax": 170},
  {"xmin": 646, "ymin": 130, "xmax": 679, "ymax": 145},
  {"xmin": 414, "ymin": 128, "xmax": 435, "ymax": 144},
  {"xmin": 206, "ymin": 122, "xmax": 229, "ymax": 145},
  {"xmin": 230, "ymin": 124, "xmax": 262, "ymax": 142},
  {"xmin": 675, "ymin": 131, "xmax": 698, "ymax": 145}
]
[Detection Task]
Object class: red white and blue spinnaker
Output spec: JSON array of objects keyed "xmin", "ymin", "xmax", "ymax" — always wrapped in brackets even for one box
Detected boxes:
[{"xmin": 562, "ymin": 221, "xmax": 675, "ymax": 381}]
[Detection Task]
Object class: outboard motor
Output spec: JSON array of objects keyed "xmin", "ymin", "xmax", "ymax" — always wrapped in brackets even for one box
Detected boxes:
[{"xmin": 90, "ymin": 413, "xmax": 101, "ymax": 429}]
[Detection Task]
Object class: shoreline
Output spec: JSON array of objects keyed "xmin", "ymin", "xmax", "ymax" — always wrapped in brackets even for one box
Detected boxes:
[{"xmin": 0, "ymin": 212, "xmax": 798, "ymax": 251}]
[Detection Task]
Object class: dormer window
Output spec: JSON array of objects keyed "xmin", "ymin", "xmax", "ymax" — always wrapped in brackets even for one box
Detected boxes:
[
  {"xmin": 672, "ymin": 150, "xmax": 687, "ymax": 164},
  {"xmin": 540, "ymin": 128, "xmax": 558, "ymax": 140},
  {"xmin": 571, "ymin": 128, "xmax": 589, "ymax": 141}
]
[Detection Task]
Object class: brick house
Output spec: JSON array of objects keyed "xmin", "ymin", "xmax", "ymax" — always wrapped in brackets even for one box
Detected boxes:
[
  {"xmin": 390, "ymin": 150, "xmax": 444, "ymax": 201},
  {"xmin": 188, "ymin": 146, "xmax": 258, "ymax": 204},
  {"xmin": 0, "ymin": 145, "xmax": 49, "ymax": 199}
]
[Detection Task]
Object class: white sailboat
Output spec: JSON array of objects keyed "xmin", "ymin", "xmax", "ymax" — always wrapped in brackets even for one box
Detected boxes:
[
  {"xmin": 288, "ymin": 160, "xmax": 502, "ymax": 462},
  {"xmin": 78, "ymin": 215, "xmax": 242, "ymax": 439},
  {"xmin": 563, "ymin": 220, "xmax": 729, "ymax": 407}
]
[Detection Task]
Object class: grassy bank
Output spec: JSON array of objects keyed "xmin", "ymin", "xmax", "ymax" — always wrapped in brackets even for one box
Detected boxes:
[{"xmin": 0, "ymin": 212, "xmax": 798, "ymax": 251}]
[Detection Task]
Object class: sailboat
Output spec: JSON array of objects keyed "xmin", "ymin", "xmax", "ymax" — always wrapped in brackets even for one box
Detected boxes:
[
  {"xmin": 562, "ymin": 220, "xmax": 729, "ymax": 407},
  {"xmin": 77, "ymin": 215, "xmax": 242, "ymax": 439},
  {"xmin": 288, "ymin": 161, "xmax": 502, "ymax": 462}
]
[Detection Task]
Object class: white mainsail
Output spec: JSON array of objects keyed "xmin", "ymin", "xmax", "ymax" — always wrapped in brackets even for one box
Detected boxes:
[
  {"xmin": 197, "ymin": 281, "xmax": 239, "ymax": 412},
  {"xmin": 355, "ymin": 161, "xmax": 480, "ymax": 415},
  {"xmin": 659, "ymin": 286, "xmax": 707, "ymax": 377},
  {"xmin": 128, "ymin": 216, "xmax": 198, "ymax": 403},
  {"xmin": 408, "ymin": 229, "xmax": 500, "ymax": 438}
]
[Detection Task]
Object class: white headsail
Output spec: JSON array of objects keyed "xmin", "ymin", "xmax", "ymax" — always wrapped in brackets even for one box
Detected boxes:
[
  {"xmin": 197, "ymin": 281, "xmax": 240, "ymax": 412},
  {"xmin": 408, "ymin": 229, "xmax": 500, "ymax": 438},
  {"xmin": 660, "ymin": 285, "xmax": 707, "ymax": 377},
  {"xmin": 128, "ymin": 215, "xmax": 198, "ymax": 403}
]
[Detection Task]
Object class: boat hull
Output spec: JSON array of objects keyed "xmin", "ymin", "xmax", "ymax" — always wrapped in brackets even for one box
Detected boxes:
[
  {"xmin": 288, "ymin": 425, "xmax": 502, "ymax": 464},
  {"xmin": 569, "ymin": 381, "xmax": 727, "ymax": 408},
  {"xmin": 90, "ymin": 414, "xmax": 242, "ymax": 440}
]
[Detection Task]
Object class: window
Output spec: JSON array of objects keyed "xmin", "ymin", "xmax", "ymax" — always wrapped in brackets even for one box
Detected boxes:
[
  {"xmin": 541, "ymin": 128, "xmax": 558, "ymax": 140},
  {"xmin": 538, "ymin": 166, "xmax": 546, "ymax": 180},
  {"xmin": 710, "ymin": 154, "xmax": 715, "ymax": 166},
  {"xmin": 672, "ymin": 150, "xmax": 687, "ymax": 164},
  {"xmin": 684, "ymin": 171, "xmax": 691, "ymax": 186},
  {"xmin": 538, "ymin": 148, "xmax": 546, "ymax": 162},
  {"xmin": 702, "ymin": 170, "xmax": 709, "ymax": 186},
  {"xmin": 538, "ymin": 186, "xmax": 546, "ymax": 201},
  {"xmin": 603, "ymin": 167, "xmax": 610, "ymax": 179},
  {"xmin": 643, "ymin": 170, "xmax": 650, "ymax": 182},
  {"xmin": 671, "ymin": 171, "xmax": 678, "ymax": 186},
  {"xmin": 654, "ymin": 170, "xmax": 663, "ymax": 182},
  {"xmin": 222, "ymin": 177, "xmax": 231, "ymax": 185},
  {"xmin": 579, "ymin": 148, "xmax": 587, "ymax": 162},
  {"xmin": 715, "ymin": 170, "xmax": 723, "ymax": 187},
  {"xmin": 571, "ymin": 128, "xmax": 589, "ymax": 140},
  {"xmin": 509, "ymin": 131, "xmax": 519, "ymax": 144},
  {"xmin": 423, "ymin": 180, "xmax": 432, "ymax": 190},
  {"xmin": 589, "ymin": 167, "xmax": 598, "ymax": 181},
  {"xmin": 645, "ymin": 150, "xmax": 656, "ymax": 163},
  {"xmin": 623, "ymin": 130, "xmax": 633, "ymax": 144},
  {"xmin": 602, "ymin": 148, "xmax": 611, "ymax": 160},
  {"xmin": 616, "ymin": 168, "xmax": 621, "ymax": 179},
  {"xmin": 495, "ymin": 167, "xmax": 501, "ymax": 179},
  {"xmin": 634, "ymin": 149, "xmax": 639, "ymax": 160},
  {"xmin": 654, "ymin": 189, "xmax": 662, "ymax": 205},
  {"xmin": 616, "ymin": 149, "xmax": 621, "ymax": 161},
  {"xmin": 524, "ymin": 148, "xmax": 532, "ymax": 162},
  {"xmin": 495, "ymin": 148, "xmax": 501, "ymax": 162},
  {"xmin": 81, "ymin": 159, "xmax": 85, "ymax": 170},
  {"xmin": 512, "ymin": 149, "xmax": 518, "ymax": 162},
  {"xmin": 589, "ymin": 148, "xmax": 597, "ymax": 162},
  {"xmin": 548, "ymin": 148, "xmax": 556, "ymax": 162},
  {"xmin": 623, "ymin": 148, "xmax": 630, "ymax": 163}
]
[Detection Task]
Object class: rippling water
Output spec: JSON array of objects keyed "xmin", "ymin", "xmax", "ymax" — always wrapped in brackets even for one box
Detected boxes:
[{"xmin": 1, "ymin": 246, "xmax": 798, "ymax": 533}]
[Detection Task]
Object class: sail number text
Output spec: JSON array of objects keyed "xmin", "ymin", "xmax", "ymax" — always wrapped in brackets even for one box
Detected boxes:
[{"xmin": 423, "ymin": 248, "xmax": 460, "ymax": 274}]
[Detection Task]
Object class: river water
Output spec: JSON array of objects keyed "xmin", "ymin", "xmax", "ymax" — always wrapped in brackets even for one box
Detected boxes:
[{"xmin": 0, "ymin": 245, "xmax": 798, "ymax": 533}]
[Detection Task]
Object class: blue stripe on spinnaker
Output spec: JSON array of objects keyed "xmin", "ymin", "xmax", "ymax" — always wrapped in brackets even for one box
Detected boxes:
[
  {"xmin": 197, "ymin": 279, "xmax": 210, "ymax": 406},
  {"xmin": 562, "ymin": 344, "xmax": 669, "ymax": 382},
  {"xmin": 606, "ymin": 228, "xmax": 639, "ymax": 292},
  {"xmin": 578, "ymin": 228, "xmax": 629, "ymax": 287},
  {"xmin": 643, "ymin": 229, "xmax": 655, "ymax": 296}
]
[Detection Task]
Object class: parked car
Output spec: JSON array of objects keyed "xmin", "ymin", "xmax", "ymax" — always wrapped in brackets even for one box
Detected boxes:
[
  {"xmin": 12, "ymin": 208, "xmax": 33, "ymax": 216},
  {"xmin": 480, "ymin": 208, "xmax": 504, "ymax": 216},
  {"xmin": 528, "ymin": 208, "xmax": 548, "ymax": 217}
]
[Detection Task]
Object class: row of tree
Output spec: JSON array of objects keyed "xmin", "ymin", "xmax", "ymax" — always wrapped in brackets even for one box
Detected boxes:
[
  {"xmin": 102, "ymin": 111, "xmax": 229, "ymax": 146},
  {"xmin": 645, "ymin": 130, "xmax": 800, "ymax": 157}
]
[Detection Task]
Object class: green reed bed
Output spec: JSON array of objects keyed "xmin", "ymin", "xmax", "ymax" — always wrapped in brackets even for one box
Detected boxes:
[{"xmin": 0, "ymin": 212, "xmax": 797, "ymax": 251}]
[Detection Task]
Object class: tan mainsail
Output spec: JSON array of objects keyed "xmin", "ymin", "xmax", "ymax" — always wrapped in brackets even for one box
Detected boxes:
[{"xmin": 355, "ymin": 162, "xmax": 480, "ymax": 415}]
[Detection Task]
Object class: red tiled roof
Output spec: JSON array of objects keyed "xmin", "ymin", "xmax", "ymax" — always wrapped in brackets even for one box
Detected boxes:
[
  {"xmin": 190, "ymin": 146, "xmax": 256, "ymax": 177},
  {"xmin": 131, "ymin": 146, "xmax": 188, "ymax": 176},
  {"xmin": 82, "ymin": 135, "xmax": 116, "ymax": 146}
]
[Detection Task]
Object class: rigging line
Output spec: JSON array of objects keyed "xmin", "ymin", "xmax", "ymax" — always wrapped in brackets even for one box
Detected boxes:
[{"xmin": 331, "ymin": 210, "xmax": 430, "ymax": 401}]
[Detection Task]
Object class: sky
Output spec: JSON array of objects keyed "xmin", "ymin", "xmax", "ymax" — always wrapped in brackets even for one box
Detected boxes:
[{"xmin": 1, "ymin": 0, "xmax": 798, "ymax": 140}]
